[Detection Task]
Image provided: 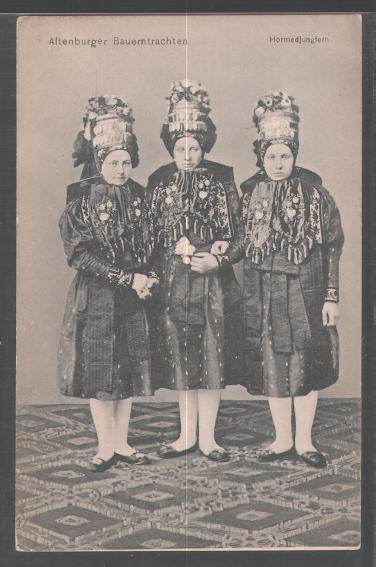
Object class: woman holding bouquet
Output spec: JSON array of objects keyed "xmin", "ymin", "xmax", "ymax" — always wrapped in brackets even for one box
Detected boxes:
[{"xmin": 147, "ymin": 80, "xmax": 242, "ymax": 462}]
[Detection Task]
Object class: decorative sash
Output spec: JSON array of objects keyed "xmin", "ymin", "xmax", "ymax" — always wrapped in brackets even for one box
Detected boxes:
[{"xmin": 168, "ymin": 259, "xmax": 206, "ymax": 326}]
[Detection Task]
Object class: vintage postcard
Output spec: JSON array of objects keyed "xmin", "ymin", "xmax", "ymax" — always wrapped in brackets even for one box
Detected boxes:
[{"xmin": 16, "ymin": 14, "xmax": 362, "ymax": 552}]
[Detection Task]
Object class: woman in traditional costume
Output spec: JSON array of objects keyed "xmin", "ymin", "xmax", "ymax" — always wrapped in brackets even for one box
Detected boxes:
[
  {"xmin": 147, "ymin": 80, "xmax": 242, "ymax": 462},
  {"xmin": 222, "ymin": 91, "xmax": 344, "ymax": 468},
  {"xmin": 58, "ymin": 95, "xmax": 158, "ymax": 471}
]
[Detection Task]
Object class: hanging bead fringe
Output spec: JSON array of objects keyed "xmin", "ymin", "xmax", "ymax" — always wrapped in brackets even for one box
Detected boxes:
[
  {"xmin": 156, "ymin": 214, "xmax": 216, "ymax": 247},
  {"xmin": 246, "ymin": 231, "xmax": 316, "ymax": 265}
]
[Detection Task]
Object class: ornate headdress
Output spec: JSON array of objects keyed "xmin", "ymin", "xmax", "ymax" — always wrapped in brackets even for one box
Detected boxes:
[
  {"xmin": 72, "ymin": 95, "xmax": 139, "ymax": 176},
  {"xmin": 253, "ymin": 91, "xmax": 300, "ymax": 166},
  {"xmin": 161, "ymin": 79, "xmax": 217, "ymax": 156}
]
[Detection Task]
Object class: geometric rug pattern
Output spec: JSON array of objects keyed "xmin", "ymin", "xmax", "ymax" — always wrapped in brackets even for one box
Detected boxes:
[{"xmin": 15, "ymin": 399, "xmax": 361, "ymax": 550}]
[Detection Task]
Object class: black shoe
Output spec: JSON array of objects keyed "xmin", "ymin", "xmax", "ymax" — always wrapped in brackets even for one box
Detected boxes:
[
  {"xmin": 114, "ymin": 451, "xmax": 152, "ymax": 465},
  {"xmin": 157, "ymin": 442, "xmax": 198, "ymax": 459},
  {"xmin": 200, "ymin": 449, "xmax": 231, "ymax": 462},
  {"xmin": 87, "ymin": 455, "xmax": 117, "ymax": 472},
  {"xmin": 299, "ymin": 450, "xmax": 327, "ymax": 469},
  {"xmin": 258, "ymin": 446, "xmax": 296, "ymax": 462}
]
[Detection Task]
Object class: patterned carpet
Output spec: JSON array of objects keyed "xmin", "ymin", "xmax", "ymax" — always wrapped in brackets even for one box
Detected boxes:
[{"xmin": 15, "ymin": 399, "xmax": 361, "ymax": 551}]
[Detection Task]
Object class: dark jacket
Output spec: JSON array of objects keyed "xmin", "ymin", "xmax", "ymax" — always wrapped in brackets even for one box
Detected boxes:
[
  {"xmin": 146, "ymin": 159, "xmax": 244, "ymax": 387},
  {"xmin": 226, "ymin": 166, "xmax": 344, "ymax": 392},
  {"xmin": 57, "ymin": 178, "xmax": 155, "ymax": 399}
]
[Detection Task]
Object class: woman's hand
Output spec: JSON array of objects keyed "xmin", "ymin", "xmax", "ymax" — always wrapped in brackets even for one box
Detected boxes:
[
  {"xmin": 190, "ymin": 252, "xmax": 219, "ymax": 274},
  {"xmin": 322, "ymin": 302, "xmax": 340, "ymax": 326},
  {"xmin": 210, "ymin": 240, "xmax": 229, "ymax": 255}
]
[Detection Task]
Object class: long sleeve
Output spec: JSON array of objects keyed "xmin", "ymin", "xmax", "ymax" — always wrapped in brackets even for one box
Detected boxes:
[
  {"xmin": 59, "ymin": 197, "xmax": 134, "ymax": 287},
  {"xmin": 142, "ymin": 199, "xmax": 160, "ymax": 282},
  {"xmin": 217, "ymin": 189, "xmax": 247, "ymax": 267},
  {"xmin": 223, "ymin": 167, "xmax": 241, "ymax": 240},
  {"xmin": 321, "ymin": 188, "xmax": 344, "ymax": 302}
]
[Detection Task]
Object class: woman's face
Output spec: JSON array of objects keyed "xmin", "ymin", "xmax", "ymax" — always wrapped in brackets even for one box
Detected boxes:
[
  {"xmin": 173, "ymin": 136, "xmax": 203, "ymax": 171},
  {"xmin": 263, "ymin": 143, "xmax": 294, "ymax": 181},
  {"xmin": 101, "ymin": 149, "xmax": 132, "ymax": 185}
]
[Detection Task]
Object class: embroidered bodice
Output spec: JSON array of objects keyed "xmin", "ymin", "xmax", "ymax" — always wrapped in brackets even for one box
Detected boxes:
[
  {"xmin": 242, "ymin": 176, "xmax": 322, "ymax": 265},
  {"xmin": 151, "ymin": 168, "xmax": 234, "ymax": 248},
  {"xmin": 62, "ymin": 180, "xmax": 154, "ymax": 270}
]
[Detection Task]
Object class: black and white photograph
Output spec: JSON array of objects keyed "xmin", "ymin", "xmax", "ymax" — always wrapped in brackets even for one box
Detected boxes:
[{"xmin": 16, "ymin": 14, "xmax": 362, "ymax": 552}]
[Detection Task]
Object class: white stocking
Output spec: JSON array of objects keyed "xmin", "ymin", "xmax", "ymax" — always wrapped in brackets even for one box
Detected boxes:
[
  {"xmin": 293, "ymin": 390, "xmax": 318, "ymax": 454},
  {"xmin": 170, "ymin": 390, "xmax": 198, "ymax": 451},
  {"xmin": 198, "ymin": 389, "xmax": 224, "ymax": 455},
  {"xmin": 113, "ymin": 397, "xmax": 135, "ymax": 456},
  {"xmin": 267, "ymin": 397, "xmax": 294, "ymax": 453},
  {"xmin": 89, "ymin": 398, "xmax": 114, "ymax": 460}
]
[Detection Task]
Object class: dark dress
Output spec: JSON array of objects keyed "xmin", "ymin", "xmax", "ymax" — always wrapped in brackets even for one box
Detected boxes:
[
  {"xmin": 225, "ymin": 167, "xmax": 344, "ymax": 397},
  {"xmin": 57, "ymin": 177, "xmax": 156, "ymax": 400},
  {"xmin": 146, "ymin": 159, "xmax": 242, "ymax": 391}
]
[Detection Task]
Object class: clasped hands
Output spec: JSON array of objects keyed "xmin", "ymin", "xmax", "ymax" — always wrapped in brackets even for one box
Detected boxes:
[
  {"xmin": 132, "ymin": 273, "xmax": 158, "ymax": 299},
  {"xmin": 174, "ymin": 236, "xmax": 230, "ymax": 275}
]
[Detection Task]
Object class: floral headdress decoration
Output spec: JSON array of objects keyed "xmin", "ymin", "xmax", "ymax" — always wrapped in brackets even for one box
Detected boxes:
[
  {"xmin": 72, "ymin": 95, "xmax": 139, "ymax": 175},
  {"xmin": 161, "ymin": 79, "xmax": 217, "ymax": 156},
  {"xmin": 253, "ymin": 91, "xmax": 300, "ymax": 167}
]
